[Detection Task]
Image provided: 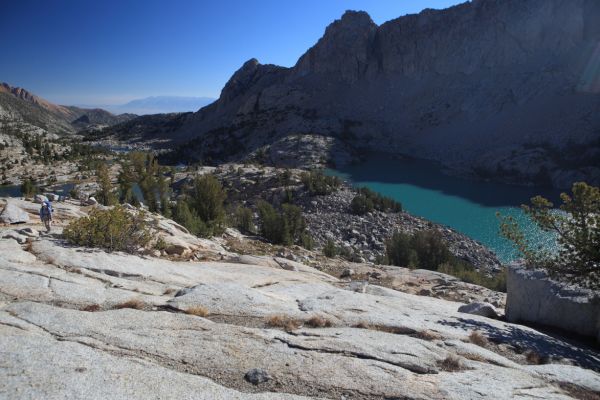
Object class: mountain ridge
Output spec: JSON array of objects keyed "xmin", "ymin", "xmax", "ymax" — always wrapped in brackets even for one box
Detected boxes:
[
  {"xmin": 0, "ymin": 82, "xmax": 136, "ymax": 134},
  {"xmin": 98, "ymin": 0, "xmax": 600, "ymax": 188}
]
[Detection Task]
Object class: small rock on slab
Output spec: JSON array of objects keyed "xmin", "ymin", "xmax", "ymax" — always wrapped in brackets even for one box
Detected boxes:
[
  {"xmin": 244, "ymin": 368, "xmax": 271, "ymax": 385},
  {"xmin": 458, "ymin": 302, "xmax": 498, "ymax": 319}
]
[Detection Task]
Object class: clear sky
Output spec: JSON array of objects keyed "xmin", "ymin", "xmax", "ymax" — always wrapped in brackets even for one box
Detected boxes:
[{"xmin": 1, "ymin": 0, "xmax": 463, "ymax": 106}]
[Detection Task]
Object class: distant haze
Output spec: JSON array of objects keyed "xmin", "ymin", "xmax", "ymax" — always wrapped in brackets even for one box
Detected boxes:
[{"xmin": 102, "ymin": 96, "xmax": 215, "ymax": 115}]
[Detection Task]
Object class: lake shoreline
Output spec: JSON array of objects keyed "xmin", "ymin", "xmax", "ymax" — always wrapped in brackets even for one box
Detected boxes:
[{"xmin": 327, "ymin": 153, "xmax": 560, "ymax": 263}]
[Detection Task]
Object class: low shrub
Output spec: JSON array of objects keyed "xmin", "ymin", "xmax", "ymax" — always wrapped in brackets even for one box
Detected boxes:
[
  {"xmin": 385, "ymin": 230, "xmax": 507, "ymax": 292},
  {"xmin": 350, "ymin": 194, "xmax": 374, "ymax": 215},
  {"xmin": 63, "ymin": 205, "xmax": 152, "ymax": 253},
  {"xmin": 300, "ymin": 232, "xmax": 314, "ymax": 250},
  {"xmin": 233, "ymin": 205, "xmax": 255, "ymax": 234},
  {"xmin": 300, "ymin": 170, "xmax": 340, "ymax": 196},
  {"xmin": 322, "ymin": 239, "xmax": 337, "ymax": 258},
  {"xmin": 438, "ymin": 263, "xmax": 507, "ymax": 292},
  {"xmin": 351, "ymin": 187, "xmax": 402, "ymax": 214},
  {"xmin": 173, "ymin": 200, "xmax": 210, "ymax": 237},
  {"xmin": 257, "ymin": 201, "xmax": 309, "ymax": 246},
  {"xmin": 385, "ymin": 231, "xmax": 419, "ymax": 268},
  {"xmin": 20, "ymin": 178, "xmax": 37, "ymax": 198}
]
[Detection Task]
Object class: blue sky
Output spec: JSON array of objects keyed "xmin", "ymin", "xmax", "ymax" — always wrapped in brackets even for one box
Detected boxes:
[{"xmin": 1, "ymin": 0, "xmax": 463, "ymax": 105}]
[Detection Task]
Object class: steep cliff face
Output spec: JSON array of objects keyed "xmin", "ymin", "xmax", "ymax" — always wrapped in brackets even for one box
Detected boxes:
[{"xmin": 156, "ymin": 0, "xmax": 600, "ymax": 188}]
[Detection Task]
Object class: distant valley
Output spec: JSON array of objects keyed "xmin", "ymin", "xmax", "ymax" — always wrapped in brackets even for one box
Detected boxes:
[{"xmin": 102, "ymin": 96, "xmax": 215, "ymax": 115}]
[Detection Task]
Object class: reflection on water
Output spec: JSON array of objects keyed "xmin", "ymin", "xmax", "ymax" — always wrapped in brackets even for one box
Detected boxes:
[{"xmin": 328, "ymin": 154, "xmax": 562, "ymax": 263}]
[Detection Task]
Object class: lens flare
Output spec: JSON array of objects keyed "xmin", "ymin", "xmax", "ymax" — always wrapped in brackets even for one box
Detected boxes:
[{"xmin": 579, "ymin": 41, "xmax": 600, "ymax": 93}]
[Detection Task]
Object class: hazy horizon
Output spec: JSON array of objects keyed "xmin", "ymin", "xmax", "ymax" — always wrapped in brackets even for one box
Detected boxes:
[{"xmin": 1, "ymin": 0, "xmax": 463, "ymax": 105}]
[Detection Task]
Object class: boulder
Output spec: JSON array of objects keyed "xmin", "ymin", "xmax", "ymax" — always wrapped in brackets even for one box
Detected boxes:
[
  {"xmin": 0, "ymin": 201, "xmax": 30, "ymax": 224},
  {"xmin": 506, "ymin": 264, "xmax": 600, "ymax": 340},
  {"xmin": 165, "ymin": 243, "xmax": 190, "ymax": 256},
  {"xmin": 458, "ymin": 302, "xmax": 499, "ymax": 319},
  {"xmin": 34, "ymin": 194, "xmax": 49, "ymax": 204},
  {"xmin": 340, "ymin": 268, "xmax": 355, "ymax": 278},
  {"xmin": 86, "ymin": 196, "xmax": 98, "ymax": 206},
  {"xmin": 45, "ymin": 193, "xmax": 60, "ymax": 201}
]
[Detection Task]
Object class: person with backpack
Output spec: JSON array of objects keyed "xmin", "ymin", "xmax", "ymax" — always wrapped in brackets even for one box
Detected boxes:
[{"xmin": 39, "ymin": 201, "xmax": 53, "ymax": 232}]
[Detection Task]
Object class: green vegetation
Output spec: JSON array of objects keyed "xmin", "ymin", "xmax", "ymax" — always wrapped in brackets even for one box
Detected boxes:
[
  {"xmin": 20, "ymin": 177, "xmax": 37, "ymax": 198},
  {"xmin": 300, "ymin": 170, "xmax": 341, "ymax": 196},
  {"xmin": 384, "ymin": 229, "xmax": 506, "ymax": 292},
  {"xmin": 350, "ymin": 187, "xmax": 402, "ymax": 215},
  {"xmin": 116, "ymin": 152, "xmax": 173, "ymax": 214},
  {"xmin": 232, "ymin": 205, "xmax": 255, "ymax": 234},
  {"xmin": 499, "ymin": 182, "xmax": 599, "ymax": 290},
  {"xmin": 385, "ymin": 230, "xmax": 452, "ymax": 269},
  {"xmin": 173, "ymin": 174, "xmax": 227, "ymax": 237},
  {"xmin": 63, "ymin": 205, "xmax": 151, "ymax": 253},
  {"xmin": 257, "ymin": 201, "xmax": 312, "ymax": 247},
  {"xmin": 323, "ymin": 239, "xmax": 337, "ymax": 258},
  {"xmin": 438, "ymin": 263, "xmax": 507, "ymax": 292},
  {"xmin": 95, "ymin": 163, "xmax": 118, "ymax": 206},
  {"xmin": 190, "ymin": 174, "xmax": 226, "ymax": 226},
  {"xmin": 173, "ymin": 200, "xmax": 209, "ymax": 237}
]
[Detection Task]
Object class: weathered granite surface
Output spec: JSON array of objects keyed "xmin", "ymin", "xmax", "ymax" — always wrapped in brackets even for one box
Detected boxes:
[{"xmin": 506, "ymin": 263, "xmax": 600, "ymax": 341}]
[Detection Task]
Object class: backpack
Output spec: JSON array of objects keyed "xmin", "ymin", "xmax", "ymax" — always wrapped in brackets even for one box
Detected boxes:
[{"xmin": 40, "ymin": 202, "xmax": 53, "ymax": 218}]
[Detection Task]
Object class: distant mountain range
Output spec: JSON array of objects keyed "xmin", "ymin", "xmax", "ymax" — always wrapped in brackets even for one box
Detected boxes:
[
  {"xmin": 102, "ymin": 96, "xmax": 215, "ymax": 115},
  {"xmin": 98, "ymin": 0, "xmax": 600, "ymax": 189},
  {"xmin": 0, "ymin": 82, "xmax": 135, "ymax": 134}
]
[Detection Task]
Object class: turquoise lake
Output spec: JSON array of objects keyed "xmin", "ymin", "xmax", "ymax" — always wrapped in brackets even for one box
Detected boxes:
[{"xmin": 328, "ymin": 154, "xmax": 562, "ymax": 263}]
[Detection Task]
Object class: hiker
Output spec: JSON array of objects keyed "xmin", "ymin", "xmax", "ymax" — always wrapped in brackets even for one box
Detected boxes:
[{"xmin": 39, "ymin": 200, "xmax": 53, "ymax": 232}]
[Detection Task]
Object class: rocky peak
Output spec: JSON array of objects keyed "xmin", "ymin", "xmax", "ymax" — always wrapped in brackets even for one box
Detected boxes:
[
  {"xmin": 220, "ymin": 58, "xmax": 260, "ymax": 99},
  {"xmin": 293, "ymin": 10, "xmax": 377, "ymax": 82}
]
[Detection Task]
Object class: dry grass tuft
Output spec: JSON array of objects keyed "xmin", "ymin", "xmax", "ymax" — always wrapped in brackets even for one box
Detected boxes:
[
  {"xmin": 460, "ymin": 352, "xmax": 488, "ymax": 363},
  {"xmin": 468, "ymin": 330, "xmax": 489, "ymax": 347},
  {"xmin": 438, "ymin": 354, "xmax": 465, "ymax": 372},
  {"xmin": 24, "ymin": 241, "xmax": 34, "ymax": 252},
  {"xmin": 558, "ymin": 382, "xmax": 600, "ymax": 400},
  {"xmin": 185, "ymin": 306, "xmax": 210, "ymax": 317},
  {"xmin": 413, "ymin": 329, "xmax": 442, "ymax": 341},
  {"xmin": 525, "ymin": 350, "xmax": 548, "ymax": 365},
  {"xmin": 113, "ymin": 299, "xmax": 145, "ymax": 310},
  {"xmin": 266, "ymin": 315, "xmax": 301, "ymax": 332},
  {"xmin": 353, "ymin": 322, "xmax": 417, "ymax": 335},
  {"xmin": 305, "ymin": 315, "xmax": 333, "ymax": 328},
  {"xmin": 80, "ymin": 304, "xmax": 101, "ymax": 312}
]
